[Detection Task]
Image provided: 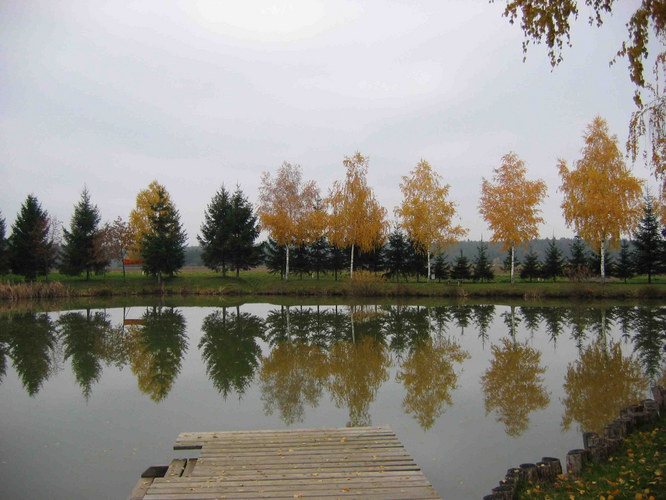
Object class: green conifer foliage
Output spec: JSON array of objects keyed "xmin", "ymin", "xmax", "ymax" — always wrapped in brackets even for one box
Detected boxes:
[
  {"xmin": 451, "ymin": 250, "xmax": 472, "ymax": 281},
  {"xmin": 633, "ymin": 195, "xmax": 663, "ymax": 283},
  {"xmin": 472, "ymin": 241, "xmax": 494, "ymax": 282},
  {"xmin": 614, "ymin": 240, "xmax": 635, "ymax": 283},
  {"xmin": 9, "ymin": 195, "xmax": 56, "ymax": 280},
  {"xmin": 541, "ymin": 237, "xmax": 565, "ymax": 282},
  {"xmin": 520, "ymin": 247, "xmax": 541, "ymax": 282}
]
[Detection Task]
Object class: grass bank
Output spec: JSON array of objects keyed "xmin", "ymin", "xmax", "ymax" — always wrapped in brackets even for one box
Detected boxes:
[
  {"xmin": 517, "ymin": 416, "xmax": 666, "ymax": 499},
  {"xmin": 3, "ymin": 269, "xmax": 666, "ymax": 301}
]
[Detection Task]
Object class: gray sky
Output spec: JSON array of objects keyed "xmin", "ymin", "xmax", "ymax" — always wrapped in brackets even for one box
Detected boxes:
[{"xmin": 1, "ymin": 0, "xmax": 656, "ymax": 246}]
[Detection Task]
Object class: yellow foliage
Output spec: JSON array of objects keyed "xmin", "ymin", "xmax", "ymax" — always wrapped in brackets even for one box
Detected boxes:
[
  {"xmin": 327, "ymin": 152, "xmax": 388, "ymax": 255},
  {"xmin": 479, "ymin": 151, "xmax": 547, "ymax": 251},
  {"xmin": 559, "ymin": 116, "xmax": 643, "ymax": 251},
  {"xmin": 128, "ymin": 180, "xmax": 172, "ymax": 252},
  {"xmin": 396, "ymin": 159, "xmax": 467, "ymax": 259}
]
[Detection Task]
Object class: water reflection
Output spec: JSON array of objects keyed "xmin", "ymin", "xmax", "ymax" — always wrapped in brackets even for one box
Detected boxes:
[
  {"xmin": 128, "ymin": 307, "xmax": 188, "ymax": 402},
  {"xmin": 561, "ymin": 339, "xmax": 649, "ymax": 434},
  {"xmin": 199, "ymin": 307, "xmax": 263, "ymax": 399}
]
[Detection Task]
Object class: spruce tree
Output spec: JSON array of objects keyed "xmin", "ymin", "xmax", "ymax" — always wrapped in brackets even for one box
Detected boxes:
[
  {"xmin": 291, "ymin": 244, "xmax": 311, "ymax": 279},
  {"xmin": 432, "ymin": 253, "xmax": 450, "ymax": 282},
  {"xmin": 614, "ymin": 240, "xmax": 635, "ymax": 283},
  {"xmin": 520, "ymin": 247, "xmax": 541, "ymax": 282},
  {"xmin": 198, "ymin": 186, "xmax": 233, "ymax": 275},
  {"xmin": 472, "ymin": 241, "xmax": 494, "ymax": 282},
  {"xmin": 59, "ymin": 188, "xmax": 108, "ymax": 280},
  {"xmin": 502, "ymin": 251, "xmax": 519, "ymax": 273},
  {"xmin": 568, "ymin": 235, "xmax": 590, "ymax": 280},
  {"xmin": 9, "ymin": 195, "xmax": 56, "ymax": 280},
  {"xmin": 0, "ymin": 212, "xmax": 8, "ymax": 275},
  {"xmin": 309, "ymin": 237, "xmax": 329, "ymax": 279},
  {"xmin": 451, "ymin": 250, "xmax": 472, "ymax": 281},
  {"xmin": 406, "ymin": 238, "xmax": 427, "ymax": 281},
  {"xmin": 228, "ymin": 187, "xmax": 260, "ymax": 277},
  {"xmin": 633, "ymin": 195, "xmax": 663, "ymax": 283},
  {"xmin": 383, "ymin": 226, "xmax": 410, "ymax": 282},
  {"xmin": 262, "ymin": 239, "xmax": 286, "ymax": 278},
  {"xmin": 541, "ymin": 237, "xmax": 565, "ymax": 282},
  {"xmin": 327, "ymin": 244, "xmax": 348, "ymax": 281},
  {"xmin": 140, "ymin": 186, "xmax": 187, "ymax": 284}
]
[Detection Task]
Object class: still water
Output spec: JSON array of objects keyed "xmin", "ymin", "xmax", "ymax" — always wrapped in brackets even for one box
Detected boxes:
[{"xmin": 0, "ymin": 300, "xmax": 661, "ymax": 499}]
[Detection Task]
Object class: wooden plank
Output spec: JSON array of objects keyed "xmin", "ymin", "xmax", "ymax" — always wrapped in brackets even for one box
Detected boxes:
[
  {"xmin": 143, "ymin": 486, "xmax": 440, "ymax": 499},
  {"xmin": 128, "ymin": 477, "xmax": 153, "ymax": 500},
  {"xmin": 152, "ymin": 470, "xmax": 427, "ymax": 483},
  {"xmin": 165, "ymin": 459, "xmax": 186, "ymax": 479},
  {"xmin": 183, "ymin": 458, "xmax": 197, "ymax": 477}
]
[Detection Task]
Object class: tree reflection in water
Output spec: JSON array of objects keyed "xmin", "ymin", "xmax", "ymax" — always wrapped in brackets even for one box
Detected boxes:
[
  {"xmin": 396, "ymin": 337, "xmax": 469, "ymax": 429},
  {"xmin": 199, "ymin": 306, "xmax": 264, "ymax": 400},
  {"xmin": 562, "ymin": 339, "xmax": 648, "ymax": 434},
  {"xmin": 481, "ymin": 336, "xmax": 549, "ymax": 437},
  {"xmin": 128, "ymin": 307, "xmax": 187, "ymax": 402},
  {"xmin": 327, "ymin": 336, "xmax": 390, "ymax": 427},
  {"xmin": 58, "ymin": 309, "xmax": 112, "ymax": 400},
  {"xmin": 260, "ymin": 341, "xmax": 329, "ymax": 425}
]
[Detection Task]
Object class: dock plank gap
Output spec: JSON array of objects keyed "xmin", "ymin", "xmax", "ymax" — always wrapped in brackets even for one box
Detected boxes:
[{"xmin": 130, "ymin": 425, "xmax": 442, "ymax": 500}]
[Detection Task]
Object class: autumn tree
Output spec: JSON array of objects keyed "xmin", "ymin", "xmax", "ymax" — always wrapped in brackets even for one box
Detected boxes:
[
  {"xmin": 129, "ymin": 181, "xmax": 171, "ymax": 256},
  {"xmin": 138, "ymin": 184, "xmax": 187, "ymax": 284},
  {"xmin": 479, "ymin": 152, "xmax": 547, "ymax": 283},
  {"xmin": 59, "ymin": 187, "xmax": 108, "ymax": 280},
  {"xmin": 396, "ymin": 159, "xmax": 467, "ymax": 280},
  {"xmin": 258, "ymin": 162, "xmax": 320, "ymax": 281},
  {"xmin": 559, "ymin": 117, "xmax": 643, "ymax": 280},
  {"xmin": 327, "ymin": 152, "xmax": 387, "ymax": 279},
  {"xmin": 9, "ymin": 195, "xmax": 57, "ymax": 280},
  {"xmin": 104, "ymin": 217, "xmax": 134, "ymax": 279}
]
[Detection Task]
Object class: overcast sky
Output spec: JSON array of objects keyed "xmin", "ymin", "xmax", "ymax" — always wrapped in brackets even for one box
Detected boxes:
[{"xmin": 1, "ymin": 0, "xmax": 657, "ymax": 245}]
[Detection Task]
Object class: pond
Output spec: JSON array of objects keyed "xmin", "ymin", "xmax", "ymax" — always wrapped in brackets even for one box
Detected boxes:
[{"xmin": 0, "ymin": 299, "xmax": 662, "ymax": 499}]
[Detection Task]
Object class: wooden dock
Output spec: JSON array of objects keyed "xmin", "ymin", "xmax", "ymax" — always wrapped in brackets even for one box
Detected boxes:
[{"xmin": 130, "ymin": 425, "xmax": 442, "ymax": 499}]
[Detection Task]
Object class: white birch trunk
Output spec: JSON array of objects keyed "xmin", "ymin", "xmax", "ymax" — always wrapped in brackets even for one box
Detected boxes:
[
  {"xmin": 285, "ymin": 244, "xmax": 290, "ymax": 281},
  {"xmin": 600, "ymin": 240, "xmax": 605, "ymax": 282},
  {"xmin": 510, "ymin": 246, "xmax": 515, "ymax": 284},
  {"xmin": 350, "ymin": 243, "xmax": 355, "ymax": 279},
  {"xmin": 427, "ymin": 250, "xmax": 431, "ymax": 280}
]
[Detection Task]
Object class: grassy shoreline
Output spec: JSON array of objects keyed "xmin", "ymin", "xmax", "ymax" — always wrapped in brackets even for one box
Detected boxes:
[{"xmin": 3, "ymin": 269, "xmax": 666, "ymax": 301}]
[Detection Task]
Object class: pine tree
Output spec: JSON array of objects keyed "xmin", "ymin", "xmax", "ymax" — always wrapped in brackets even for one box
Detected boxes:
[
  {"xmin": 384, "ymin": 226, "xmax": 410, "ymax": 282},
  {"xmin": 198, "ymin": 186, "xmax": 234, "ymax": 275},
  {"xmin": 59, "ymin": 188, "xmax": 108, "ymax": 280},
  {"xmin": 541, "ymin": 237, "xmax": 565, "ymax": 282},
  {"xmin": 140, "ymin": 186, "xmax": 187, "ymax": 284},
  {"xmin": 432, "ymin": 253, "xmax": 450, "ymax": 282},
  {"xmin": 614, "ymin": 240, "xmax": 635, "ymax": 283},
  {"xmin": 327, "ymin": 243, "xmax": 348, "ymax": 281},
  {"xmin": 262, "ymin": 239, "xmax": 286, "ymax": 278},
  {"xmin": 451, "ymin": 250, "xmax": 472, "ymax": 281},
  {"xmin": 633, "ymin": 195, "xmax": 663, "ymax": 283},
  {"xmin": 568, "ymin": 235, "xmax": 590, "ymax": 280},
  {"xmin": 309, "ymin": 237, "xmax": 329, "ymax": 279},
  {"xmin": 503, "ymin": 251, "xmax": 519, "ymax": 273},
  {"xmin": 520, "ymin": 247, "xmax": 541, "ymax": 282},
  {"xmin": 9, "ymin": 195, "xmax": 56, "ymax": 280},
  {"xmin": 472, "ymin": 241, "xmax": 494, "ymax": 282},
  {"xmin": 0, "ymin": 212, "xmax": 8, "ymax": 275},
  {"xmin": 406, "ymin": 238, "xmax": 427, "ymax": 281},
  {"xmin": 291, "ymin": 244, "xmax": 311, "ymax": 279},
  {"xmin": 228, "ymin": 187, "xmax": 260, "ymax": 277}
]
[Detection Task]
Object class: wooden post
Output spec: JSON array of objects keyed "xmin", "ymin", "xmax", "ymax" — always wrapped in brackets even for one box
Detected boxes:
[
  {"xmin": 536, "ymin": 461, "xmax": 554, "ymax": 482},
  {"xmin": 541, "ymin": 457, "xmax": 562, "ymax": 476},
  {"xmin": 520, "ymin": 463, "xmax": 538, "ymax": 483},
  {"xmin": 491, "ymin": 484, "xmax": 514, "ymax": 499},
  {"xmin": 582, "ymin": 432, "xmax": 598, "ymax": 449},
  {"xmin": 566, "ymin": 449, "xmax": 587, "ymax": 476}
]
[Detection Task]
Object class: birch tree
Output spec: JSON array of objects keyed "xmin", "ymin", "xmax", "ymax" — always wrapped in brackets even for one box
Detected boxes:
[
  {"xmin": 396, "ymin": 159, "xmax": 467, "ymax": 280},
  {"xmin": 479, "ymin": 152, "xmax": 547, "ymax": 283},
  {"xmin": 129, "ymin": 180, "xmax": 171, "ymax": 255},
  {"xmin": 257, "ymin": 162, "xmax": 319, "ymax": 281},
  {"xmin": 559, "ymin": 116, "xmax": 643, "ymax": 281},
  {"xmin": 327, "ymin": 152, "xmax": 387, "ymax": 279}
]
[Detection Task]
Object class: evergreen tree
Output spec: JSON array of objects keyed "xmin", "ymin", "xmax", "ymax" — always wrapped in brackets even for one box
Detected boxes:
[
  {"xmin": 567, "ymin": 235, "xmax": 590, "ymax": 280},
  {"xmin": 541, "ymin": 237, "xmax": 565, "ymax": 282},
  {"xmin": 59, "ymin": 188, "xmax": 108, "ymax": 280},
  {"xmin": 406, "ymin": 238, "xmax": 427, "ymax": 281},
  {"xmin": 140, "ymin": 186, "xmax": 187, "ymax": 284},
  {"xmin": 614, "ymin": 240, "xmax": 635, "ymax": 283},
  {"xmin": 383, "ymin": 226, "xmax": 410, "ymax": 282},
  {"xmin": 9, "ymin": 195, "xmax": 56, "ymax": 280},
  {"xmin": 309, "ymin": 237, "xmax": 329, "ymax": 279},
  {"xmin": 0, "ymin": 212, "xmax": 8, "ymax": 275},
  {"xmin": 262, "ymin": 239, "xmax": 286, "ymax": 278},
  {"xmin": 198, "ymin": 186, "xmax": 233, "ymax": 275},
  {"xmin": 633, "ymin": 195, "xmax": 663, "ymax": 283},
  {"xmin": 432, "ymin": 253, "xmax": 450, "ymax": 282},
  {"xmin": 503, "ymin": 251, "xmax": 519, "ymax": 273},
  {"xmin": 472, "ymin": 241, "xmax": 494, "ymax": 282},
  {"xmin": 451, "ymin": 250, "xmax": 472, "ymax": 281},
  {"xmin": 327, "ymin": 244, "xmax": 348, "ymax": 281},
  {"xmin": 291, "ymin": 243, "xmax": 311, "ymax": 279},
  {"xmin": 520, "ymin": 247, "xmax": 541, "ymax": 282},
  {"xmin": 588, "ymin": 250, "xmax": 615, "ymax": 278},
  {"xmin": 228, "ymin": 187, "xmax": 260, "ymax": 277}
]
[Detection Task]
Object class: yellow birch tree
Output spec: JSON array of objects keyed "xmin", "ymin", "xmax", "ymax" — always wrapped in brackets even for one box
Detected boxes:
[
  {"xmin": 327, "ymin": 152, "xmax": 387, "ymax": 279},
  {"xmin": 479, "ymin": 152, "xmax": 547, "ymax": 283},
  {"xmin": 396, "ymin": 159, "xmax": 467, "ymax": 280},
  {"xmin": 257, "ymin": 162, "xmax": 320, "ymax": 281},
  {"xmin": 559, "ymin": 116, "xmax": 643, "ymax": 281},
  {"xmin": 128, "ymin": 180, "xmax": 172, "ymax": 256}
]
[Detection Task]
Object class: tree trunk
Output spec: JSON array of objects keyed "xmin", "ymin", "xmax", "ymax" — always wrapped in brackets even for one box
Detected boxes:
[
  {"xmin": 510, "ymin": 246, "xmax": 515, "ymax": 284},
  {"xmin": 350, "ymin": 243, "xmax": 355, "ymax": 279},
  {"xmin": 600, "ymin": 240, "xmax": 605, "ymax": 282},
  {"xmin": 121, "ymin": 257, "xmax": 126, "ymax": 281},
  {"xmin": 285, "ymin": 245, "xmax": 290, "ymax": 281},
  {"xmin": 427, "ymin": 250, "xmax": 431, "ymax": 280}
]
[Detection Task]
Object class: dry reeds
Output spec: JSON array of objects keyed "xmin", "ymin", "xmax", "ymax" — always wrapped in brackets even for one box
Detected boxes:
[{"xmin": 0, "ymin": 281, "xmax": 70, "ymax": 301}]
